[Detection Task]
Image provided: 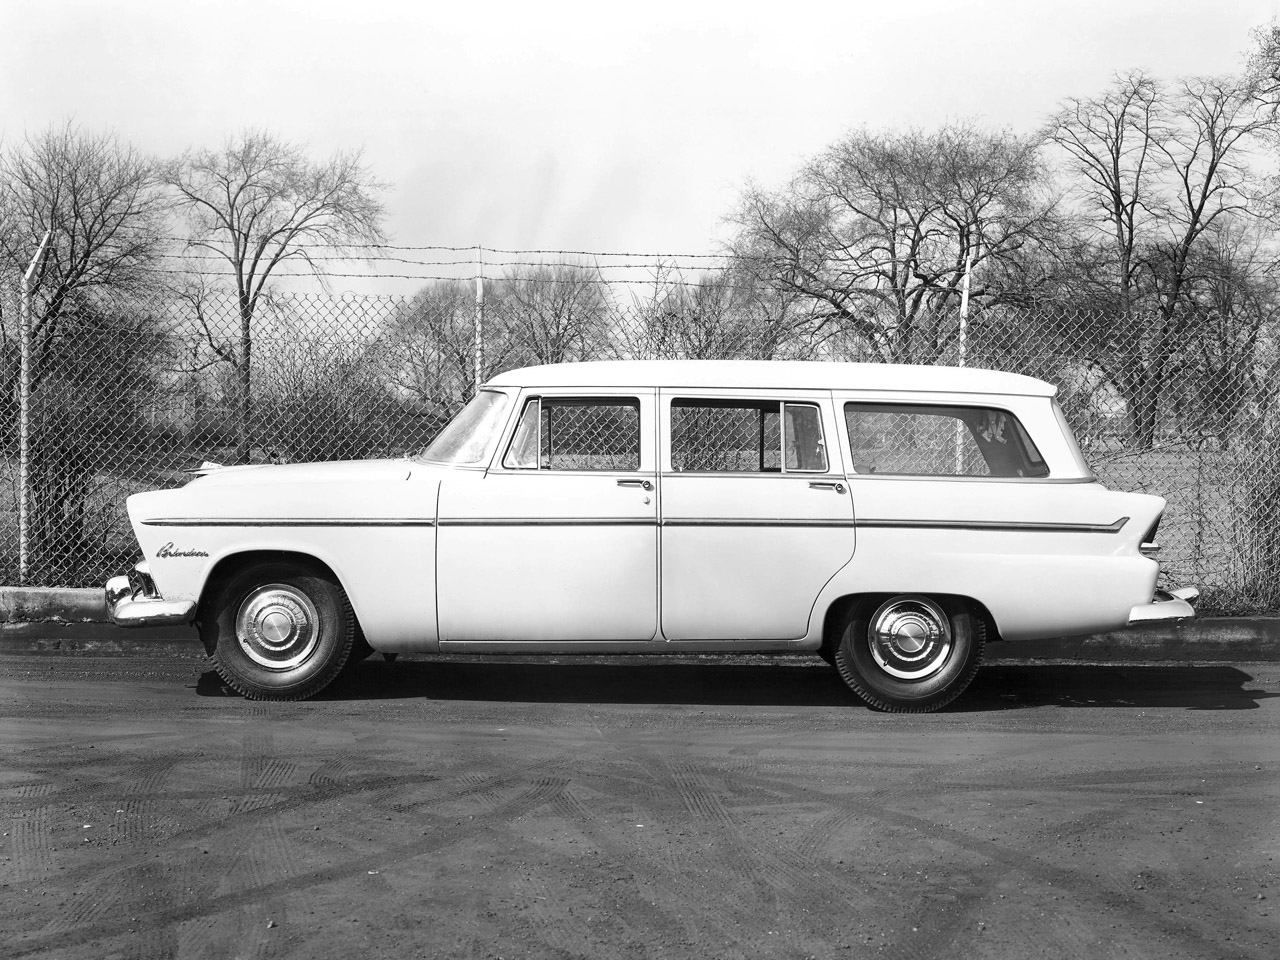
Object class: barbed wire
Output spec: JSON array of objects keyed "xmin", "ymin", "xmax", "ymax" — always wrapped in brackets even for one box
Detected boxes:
[
  {"xmin": 136, "ymin": 266, "xmax": 748, "ymax": 288},
  {"xmin": 149, "ymin": 251, "xmax": 737, "ymax": 271},
  {"xmin": 155, "ymin": 238, "xmax": 732, "ymax": 259}
]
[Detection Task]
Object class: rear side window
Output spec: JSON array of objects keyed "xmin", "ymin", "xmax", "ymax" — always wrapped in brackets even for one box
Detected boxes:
[
  {"xmin": 844, "ymin": 403, "xmax": 1048, "ymax": 478},
  {"xmin": 671, "ymin": 400, "xmax": 828, "ymax": 473},
  {"xmin": 504, "ymin": 398, "xmax": 641, "ymax": 471}
]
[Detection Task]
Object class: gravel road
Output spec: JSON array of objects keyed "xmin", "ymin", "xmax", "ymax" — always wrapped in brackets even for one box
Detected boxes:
[{"xmin": 2, "ymin": 653, "xmax": 1278, "ymax": 959}]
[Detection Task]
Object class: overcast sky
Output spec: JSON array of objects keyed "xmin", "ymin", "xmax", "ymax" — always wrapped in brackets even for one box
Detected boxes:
[{"xmin": 2, "ymin": 0, "xmax": 1278, "ymax": 280}]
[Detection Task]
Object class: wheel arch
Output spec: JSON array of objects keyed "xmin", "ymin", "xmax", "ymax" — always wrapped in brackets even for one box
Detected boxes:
[
  {"xmin": 195, "ymin": 550, "xmax": 356, "ymax": 655},
  {"xmin": 821, "ymin": 591, "xmax": 1002, "ymax": 658}
]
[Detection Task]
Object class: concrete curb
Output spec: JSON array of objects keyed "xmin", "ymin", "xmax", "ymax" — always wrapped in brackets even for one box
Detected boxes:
[{"xmin": 3, "ymin": 586, "xmax": 1280, "ymax": 661}]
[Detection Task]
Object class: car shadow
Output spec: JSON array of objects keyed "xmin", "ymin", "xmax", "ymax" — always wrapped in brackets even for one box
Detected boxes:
[{"xmin": 195, "ymin": 657, "xmax": 1279, "ymax": 712}]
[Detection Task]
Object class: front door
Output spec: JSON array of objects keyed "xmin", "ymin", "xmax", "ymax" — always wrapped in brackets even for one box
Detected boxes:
[{"xmin": 436, "ymin": 391, "xmax": 659, "ymax": 642}]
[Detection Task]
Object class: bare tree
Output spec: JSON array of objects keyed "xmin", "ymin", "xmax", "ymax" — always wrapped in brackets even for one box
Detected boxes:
[
  {"xmin": 1048, "ymin": 71, "xmax": 1275, "ymax": 446},
  {"xmin": 1171, "ymin": 218, "xmax": 1280, "ymax": 447},
  {"xmin": 1246, "ymin": 18, "xmax": 1280, "ymax": 103},
  {"xmin": 623, "ymin": 265, "xmax": 794, "ymax": 360},
  {"xmin": 1047, "ymin": 71, "xmax": 1162, "ymax": 322},
  {"xmin": 163, "ymin": 130, "xmax": 387, "ymax": 462},
  {"xmin": 377, "ymin": 281, "xmax": 515, "ymax": 423},
  {"xmin": 500, "ymin": 264, "xmax": 610, "ymax": 364},
  {"xmin": 0, "ymin": 123, "xmax": 167, "ymax": 582},
  {"xmin": 729, "ymin": 122, "xmax": 1057, "ymax": 363},
  {"xmin": 0, "ymin": 123, "xmax": 165, "ymax": 377}
]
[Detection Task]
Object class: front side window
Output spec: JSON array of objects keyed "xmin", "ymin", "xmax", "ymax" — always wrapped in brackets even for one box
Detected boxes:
[
  {"xmin": 845, "ymin": 403, "xmax": 1048, "ymax": 478},
  {"xmin": 503, "ymin": 397, "xmax": 641, "ymax": 471},
  {"xmin": 670, "ymin": 400, "xmax": 828, "ymax": 473}
]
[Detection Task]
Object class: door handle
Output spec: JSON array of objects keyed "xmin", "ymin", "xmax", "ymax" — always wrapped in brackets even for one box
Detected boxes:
[
  {"xmin": 617, "ymin": 478, "xmax": 653, "ymax": 491},
  {"xmin": 809, "ymin": 481, "xmax": 846, "ymax": 494}
]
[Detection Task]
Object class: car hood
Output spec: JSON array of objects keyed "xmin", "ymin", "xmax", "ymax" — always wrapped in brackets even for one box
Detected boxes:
[
  {"xmin": 126, "ymin": 457, "xmax": 446, "ymax": 529},
  {"xmin": 185, "ymin": 459, "xmax": 414, "ymax": 489}
]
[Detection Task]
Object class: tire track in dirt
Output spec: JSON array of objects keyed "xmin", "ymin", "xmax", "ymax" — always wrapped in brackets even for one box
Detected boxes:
[
  {"xmin": 7, "ymin": 772, "xmax": 572, "ymax": 958},
  {"xmin": 9, "ymin": 765, "xmax": 467, "ymax": 903},
  {"xmin": 7, "ymin": 803, "xmax": 55, "ymax": 883},
  {"xmin": 660, "ymin": 752, "xmax": 889, "ymax": 907},
  {"xmin": 612, "ymin": 750, "xmax": 828, "ymax": 946},
  {"xmin": 711, "ymin": 756, "xmax": 1267, "ymax": 960},
  {"xmin": 548, "ymin": 731, "xmax": 879, "ymax": 951},
  {"xmin": 113, "ymin": 752, "xmax": 202, "ymax": 847},
  {"xmin": 523, "ymin": 779, "xmax": 722, "ymax": 955},
  {"xmin": 37, "ymin": 860, "xmax": 147, "ymax": 938},
  {"xmin": 39, "ymin": 755, "xmax": 209, "ymax": 940},
  {"xmin": 229, "ymin": 731, "xmax": 288, "ymax": 818},
  {"xmin": 14, "ymin": 780, "xmax": 56, "ymax": 800},
  {"xmin": 570, "ymin": 751, "xmax": 897, "ymax": 955}
]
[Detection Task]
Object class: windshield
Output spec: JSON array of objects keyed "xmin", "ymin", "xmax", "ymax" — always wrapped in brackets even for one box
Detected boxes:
[{"xmin": 416, "ymin": 390, "xmax": 511, "ymax": 466}]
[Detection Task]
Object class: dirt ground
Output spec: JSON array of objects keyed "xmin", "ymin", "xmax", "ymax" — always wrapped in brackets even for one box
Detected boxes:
[{"xmin": 1, "ymin": 653, "xmax": 1278, "ymax": 960}]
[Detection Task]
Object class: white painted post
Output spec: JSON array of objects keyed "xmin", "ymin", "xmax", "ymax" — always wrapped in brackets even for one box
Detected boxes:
[
  {"xmin": 955, "ymin": 253, "xmax": 973, "ymax": 473},
  {"xmin": 19, "ymin": 230, "xmax": 52, "ymax": 585},
  {"xmin": 474, "ymin": 246, "xmax": 484, "ymax": 396}
]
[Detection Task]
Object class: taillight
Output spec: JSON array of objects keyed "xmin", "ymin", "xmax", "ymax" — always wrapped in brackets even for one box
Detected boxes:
[{"xmin": 1140, "ymin": 516, "xmax": 1161, "ymax": 558}]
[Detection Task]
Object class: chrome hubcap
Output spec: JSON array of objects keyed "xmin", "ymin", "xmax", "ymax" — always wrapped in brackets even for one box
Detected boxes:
[
  {"xmin": 236, "ymin": 584, "xmax": 320, "ymax": 669},
  {"xmin": 868, "ymin": 595, "xmax": 952, "ymax": 680}
]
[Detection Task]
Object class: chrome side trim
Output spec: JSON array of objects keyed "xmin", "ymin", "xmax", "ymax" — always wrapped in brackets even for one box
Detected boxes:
[
  {"xmin": 662, "ymin": 518, "xmax": 858, "ymax": 528},
  {"xmin": 659, "ymin": 472, "xmax": 1100, "ymax": 485},
  {"xmin": 855, "ymin": 517, "xmax": 1129, "ymax": 534},
  {"xmin": 439, "ymin": 518, "xmax": 654, "ymax": 527},
  {"xmin": 142, "ymin": 518, "xmax": 437, "ymax": 527},
  {"xmin": 142, "ymin": 516, "xmax": 1124, "ymax": 533},
  {"xmin": 438, "ymin": 638, "xmax": 820, "ymax": 654}
]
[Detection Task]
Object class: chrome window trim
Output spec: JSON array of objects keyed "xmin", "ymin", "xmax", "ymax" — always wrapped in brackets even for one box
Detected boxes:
[
  {"xmin": 500, "ymin": 394, "xmax": 646, "ymax": 473},
  {"xmin": 666, "ymin": 396, "xmax": 832, "ymax": 475},
  {"xmin": 142, "ymin": 518, "xmax": 437, "ymax": 527}
]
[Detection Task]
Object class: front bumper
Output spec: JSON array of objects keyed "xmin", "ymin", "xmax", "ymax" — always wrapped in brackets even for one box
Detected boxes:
[
  {"xmin": 105, "ymin": 562, "xmax": 197, "ymax": 627},
  {"xmin": 1126, "ymin": 586, "xmax": 1199, "ymax": 626}
]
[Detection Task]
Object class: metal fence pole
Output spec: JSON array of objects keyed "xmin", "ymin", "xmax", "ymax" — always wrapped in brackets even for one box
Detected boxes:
[
  {"xmin": 955, "ymin": 254, "xmax": 972, "ymax": 472},
  {"xmin": 18, "ymin": 230, "xmax": 52, "ymax": 585},
  {"xmin": 474, "ymin": 246, "xmax": 485, "ymax": 395}
]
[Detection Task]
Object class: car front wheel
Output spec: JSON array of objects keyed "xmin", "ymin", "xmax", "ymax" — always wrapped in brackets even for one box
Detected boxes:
[
  {"xmin": 832, "ymin": 594, "xmax": 984, "ymax": 713},
  {"xmin": 202, "ymin": 561, "xmax": 355, "ymax": 701}
]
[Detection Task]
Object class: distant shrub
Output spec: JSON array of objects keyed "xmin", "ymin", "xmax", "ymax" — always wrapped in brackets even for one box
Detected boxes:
[{"xmin": 1218, "ymin": 445, "xmax": 1280, "ymax": 614}]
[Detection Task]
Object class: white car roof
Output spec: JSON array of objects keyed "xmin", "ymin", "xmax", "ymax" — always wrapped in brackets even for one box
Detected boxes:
[{"xmin": 486, "ymin": 360, "xmax": 1057, "ymax": 397}]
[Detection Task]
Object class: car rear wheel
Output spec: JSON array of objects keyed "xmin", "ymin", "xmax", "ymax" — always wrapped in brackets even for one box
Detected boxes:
[
  {"xmin": 832, "ymin": 594, "xmax": 984, "ymax": 713},
  {"xmin": 202, "ymin": 561, "xmax": 355, "ymax": 701}
]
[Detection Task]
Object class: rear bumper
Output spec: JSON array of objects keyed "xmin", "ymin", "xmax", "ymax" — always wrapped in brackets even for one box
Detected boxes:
[
  {"xmin": 105, "ymin": 563, "xmax": 196, "ymax": 627},
  {"xmin": 1127, "ymin": 587, "xmax": 1199, "ymax": 626}
]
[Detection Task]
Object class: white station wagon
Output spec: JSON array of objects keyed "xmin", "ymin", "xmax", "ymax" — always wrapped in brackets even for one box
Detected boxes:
[{"xmin": 106, "ymin": 360, "xmax": 1197, "ymax": 712}]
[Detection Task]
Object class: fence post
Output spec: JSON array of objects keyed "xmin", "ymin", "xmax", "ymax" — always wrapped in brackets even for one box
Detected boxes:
[
  {"xmin": 474, "ymin": 246, "xmax": 485, "ymax": 396},
  {"xmin": 955, "ymin": 253, "xmax": 972, "ymax": 472},
  {"xmin": 18, "ymin": 230, "xmax": 52, "ymax": 586}
]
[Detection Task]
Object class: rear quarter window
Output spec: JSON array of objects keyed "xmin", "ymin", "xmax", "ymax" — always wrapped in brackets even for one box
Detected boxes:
[{"xmin": 844, "ymin": 402, "xmax": 1049, "ymax": 479}]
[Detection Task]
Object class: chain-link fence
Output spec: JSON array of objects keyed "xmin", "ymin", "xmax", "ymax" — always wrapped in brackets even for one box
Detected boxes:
[{"xmin": 0, "ymin": 279, "xmax": 1273, "ymax": 615}]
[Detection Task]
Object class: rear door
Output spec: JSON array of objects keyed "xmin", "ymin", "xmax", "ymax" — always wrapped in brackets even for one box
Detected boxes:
[{"xmin": 658, "ymin": 392, "xmax": 855, "ymax": 641}]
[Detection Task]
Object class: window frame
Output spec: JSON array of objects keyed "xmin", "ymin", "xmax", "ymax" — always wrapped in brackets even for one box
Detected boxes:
[
  {"xmin": 666, "ymin": 396, "xmax": 831, "ymax": 476},
  {"xmin": 500, "ymin": 394, "xmax": 645, "ymax": 473},
  {"xmin": 842, "ymin": 400, "xmax": 1050, "ymax": 479}
]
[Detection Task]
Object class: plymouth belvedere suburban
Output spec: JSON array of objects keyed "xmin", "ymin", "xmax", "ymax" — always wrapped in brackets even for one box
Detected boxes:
[{"xmin": 105, "ymin": 360, "xmax": 1197, "ymax": 712}]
